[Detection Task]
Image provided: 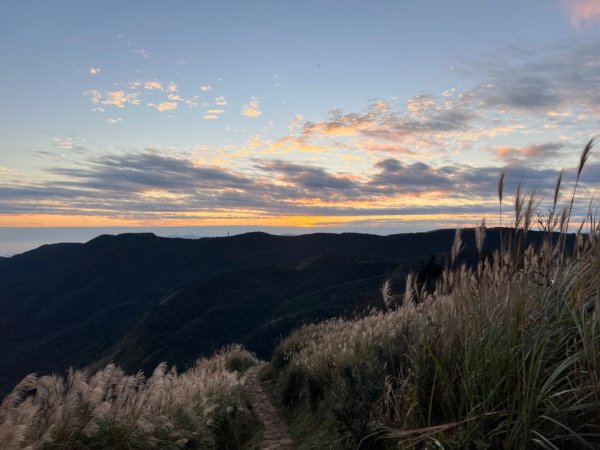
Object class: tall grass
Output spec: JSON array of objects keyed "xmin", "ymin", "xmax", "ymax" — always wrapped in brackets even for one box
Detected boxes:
[
  {"xmin": 0, "ymin": 344, "xmax": 259, "ymax": 449},
  {"xmin": 266, "ymin": 140, "xmax": 600, "ymax": 449}
]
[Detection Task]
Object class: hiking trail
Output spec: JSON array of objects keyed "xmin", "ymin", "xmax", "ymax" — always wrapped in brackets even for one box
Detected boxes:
[{"xmin": 245, "ymin": 365, "xmax": 295, "ymax": 450}]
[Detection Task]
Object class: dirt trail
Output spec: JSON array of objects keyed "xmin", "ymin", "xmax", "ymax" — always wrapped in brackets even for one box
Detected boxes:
[{"xmin": 245, "ymin": 365, "xmax": 295, "ymax": 450}]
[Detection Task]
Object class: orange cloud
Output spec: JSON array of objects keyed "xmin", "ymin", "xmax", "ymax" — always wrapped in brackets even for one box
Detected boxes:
[
  {"xmin": 85, "ymin": 90, "xmax": 140, "ymax": 108},
  {"xmin": 259, "ymin": 136, "xmax": 333, "ymax": 154},
  {"xmin": 407, "ymin": 95, "xmax": 436, "ymax": 113},
  {"xmin": 202, "ymin": 109, "xmax": 225, "ymax": 120},
  {"xmin": 147, "ymin": 102, "xmax": 178, "ymax": 112},
  {"xmin": 288, "ymin": 114, "xmax": 304, "ymax": 132},
  {"xmin": 301, "ymin": 113, "xmax": 375, "ymax": 138},
  {"xmin": 241, "ymin": 97, "xmax": 263, "ymax": 118},
  {"xmin": 143, "ymin": 80, "xmax": 163, "ymax": 90},
  {"xmin": 495, "ymin": 146, "xmax": 513, "ymax": 157}
]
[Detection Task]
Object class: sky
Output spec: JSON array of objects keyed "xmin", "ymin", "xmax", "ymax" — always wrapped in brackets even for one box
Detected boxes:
[{"xmin": 1, "ymin": 0, "xmax": 600, "ymax": 250}]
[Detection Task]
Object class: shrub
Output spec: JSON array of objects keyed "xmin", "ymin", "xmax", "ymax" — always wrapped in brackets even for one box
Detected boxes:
[{"xmin": 224, "ymin": 345, "xmax": 259, "ymax": 373}]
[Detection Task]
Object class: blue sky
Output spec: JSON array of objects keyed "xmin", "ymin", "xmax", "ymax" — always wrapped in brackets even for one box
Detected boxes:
[{"xmin": 0, "ymin": 0, "xmax": 599, "ymax": 235}]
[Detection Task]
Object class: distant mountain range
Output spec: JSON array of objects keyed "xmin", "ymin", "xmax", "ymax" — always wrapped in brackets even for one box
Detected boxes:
[{"xmin": 0, "ymin": 228, "xmax": 558, "ymax": 396}]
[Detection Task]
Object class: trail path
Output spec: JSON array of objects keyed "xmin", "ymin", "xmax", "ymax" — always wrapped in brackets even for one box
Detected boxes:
[{"xmin": 245, "ymin": 365, "xmax": 295, "ymax": 450}]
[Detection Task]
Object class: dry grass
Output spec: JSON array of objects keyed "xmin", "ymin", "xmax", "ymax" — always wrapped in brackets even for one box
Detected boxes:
[
  {"xmin": 269, "ymin": 140, "xmax": 600, "ymax": 449},
  {"xmin": 0, "ymin": 344, "xmax": 258, "ymax": 449}
]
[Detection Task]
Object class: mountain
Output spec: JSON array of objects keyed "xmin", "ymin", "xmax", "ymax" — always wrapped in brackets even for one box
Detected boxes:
[{"xmin": 0, "ymin": 228, "xmax": 555, "ymax": 396}]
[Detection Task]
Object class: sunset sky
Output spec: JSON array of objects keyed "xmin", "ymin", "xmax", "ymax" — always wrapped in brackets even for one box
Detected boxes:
[{"xmin": 1, "ymin": 0, "xmax": 600, "ymax": 240}]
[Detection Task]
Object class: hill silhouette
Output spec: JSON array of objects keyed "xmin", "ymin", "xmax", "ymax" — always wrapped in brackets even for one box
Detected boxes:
[{"xmin": 0, "ymin": 228, "xmax": 561, "ymax": 396}]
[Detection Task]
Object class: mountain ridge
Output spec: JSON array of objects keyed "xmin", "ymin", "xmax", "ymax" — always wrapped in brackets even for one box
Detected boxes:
[{"xmin": 0, "ymin": 228, "xmax": 562, "ymax": 396}]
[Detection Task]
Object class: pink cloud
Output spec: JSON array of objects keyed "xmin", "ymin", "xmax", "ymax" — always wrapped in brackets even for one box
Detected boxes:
[
  {"xmin": 562, "ymin": 0, "xmax": 600, "ymax": 28},
  {"xmin": 494, "ymin": 142, "xmax": 564, "ymax": 160}
]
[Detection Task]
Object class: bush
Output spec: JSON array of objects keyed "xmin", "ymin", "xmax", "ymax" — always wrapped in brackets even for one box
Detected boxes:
[{"xmin": 224, "ymin": 345, "xmax": 259, "ymax": 373}]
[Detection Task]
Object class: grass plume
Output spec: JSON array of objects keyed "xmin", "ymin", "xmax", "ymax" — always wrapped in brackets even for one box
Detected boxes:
[
  {"xmin": 263, "ymin": 140, "xmax": 600, "ymax": 449},
  {"xmin": 0, "ymin": 345, "xmax": 259, "ymax": 449}
]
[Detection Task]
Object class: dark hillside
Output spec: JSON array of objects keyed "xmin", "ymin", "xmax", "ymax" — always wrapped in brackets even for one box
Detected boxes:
[
  {"xmin": 106, "ymin": 254, "xmax": 398, "ymax": 374},
  {"xmin": 0, "ymin": 228, "xmax": 567, "ymax": 395}
]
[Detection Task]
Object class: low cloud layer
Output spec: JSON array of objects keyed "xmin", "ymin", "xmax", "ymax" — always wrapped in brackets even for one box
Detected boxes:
[{"xmin": 1, "ymin": 148, "xmax": 597, "ymax": 228}]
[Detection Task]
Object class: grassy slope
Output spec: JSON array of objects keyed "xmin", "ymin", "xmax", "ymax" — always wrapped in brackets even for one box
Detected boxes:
[
  {"xmin": 0, "ymin": 345, "xmax": 264, "ymax": 449},
  {"xmin": 264, "ymin": 228, "xmax": 600, "ymax": 448},
  {"xmin": 261, "ymin": 140, "xmax": 600, "ymax": 449}
]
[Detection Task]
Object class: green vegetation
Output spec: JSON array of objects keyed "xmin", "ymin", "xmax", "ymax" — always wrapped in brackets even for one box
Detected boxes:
[
  {"xmin": 0, "ymin": 345, "xmax": 262, "ymax": 449},
  {"xmin": 263, "ymin": 140, "xmax": 600, "ymax": 449}
]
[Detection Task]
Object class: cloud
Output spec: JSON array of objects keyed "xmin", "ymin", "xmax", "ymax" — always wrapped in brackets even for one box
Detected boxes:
[
  {"xmin": 89, "ymin": 67, "xmax": 100, "ymax": 75},
  {"xmin": 50, "ymin": 152, "xmax": 251, "ymax": 192},
  {"xmin": 130, "ymin": 48, "xmax": 151, "ymax": 59},
  {"xmin": 147, "ymin": 102, "xmax": 178, "ymax": 112},
  {"xmin": 0, "ymin": 147, "xmax": 598, "ymax": 229},
  {"xmin": 143, "ymin": 80, "xmax": 163, "ymax": 91},
  {"xmin": 494, "ymin": 142, "xmax": 565, "ymax": 161},
  {"xmin": 257, "ymin": 160, "xmax": 360, "ymax": 197},
  {"xmin": 466, "ymin": 40, "xmax": 600, "ymax": 115},
  {"xmin": 301, "ymin": 99, "xmax": 472, "ymax": 145},
  {"xmin": 276, "ymin": 97, "xmax": 475, "ymax": 160},
  {"xmin": 475, "ymin": 75, "xmax": 560, "ymax": 110},
  {"xmin": 184, "ymin": 96, "xmax": 200, "ymax": 108},
  {"xmin": 53, "ymin": 138, "xmax": 74, "ymax": 151},
  {"xmin": 288, "ymin": 114, "xmax": 304, "ymax": 132},
  {"xmin": 407, "ymin": 95, "xmax": 436, "ymax": 113},
  {"xmin": 357, "ymin": 140, "xmax": 414, "ymax": 155},
  {"xmin": 562, "ymin": 0, "xmax": 600, "ymax": 27},
  {"xmin": 104, "ymin": 118, "xmax": 123, "ymax": 125},
  {"xmin": 255, "ymin": 136, "xmax": 334, "ymax": 155},
  {"xmin": 52, "ymin": 137, "xmax": 86, "ymax": 152},
  {"xmin": 262, "ymin": 39, "xmax": 600, "ymax": 165},
  {"xmin": 241, "ymin": 97, "xmax": 263, "ymax": 118},
  {"xmin": 47, "ymin": 37, "xmax": 600, "ymax": 227},
  {"xmin": 369, "ymin": 159, "xmax": 456, "ymax": 194},
  {"xmin": 129, "ymin": 80, "xmax": 164, "ymax": 90},
  {"xmin": 199, "ymin": 85, "xmax": 212, "ymax": 91},
  {"xmin": 203, "ymin": 109, "xmax": 225, "ymax": 120},
  {"xmin": 85, "ymin": 90, "xmax": 140, "ymax": 108}
]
